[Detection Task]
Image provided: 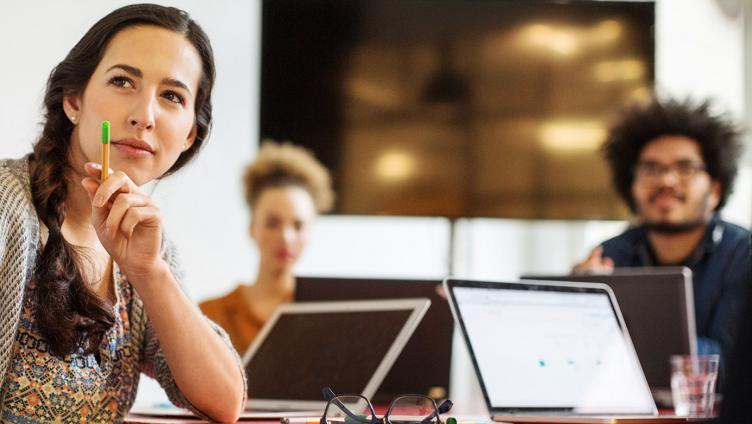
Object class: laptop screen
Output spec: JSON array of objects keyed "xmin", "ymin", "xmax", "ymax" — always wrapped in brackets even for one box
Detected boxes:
[
  {"xmin": 447, "ymin": 280, "xmax": 656, "ymax": 415},
  {"xmin": 521, "ymin": 267, "xmax": 696, "ymax": 392},
  {"xmin": 243, "ymin": 299, "xmax": 429, "ymax": 410},
  {"xmin": 295, "ymin": 277, "xmax": 453, "ymax": 402}
]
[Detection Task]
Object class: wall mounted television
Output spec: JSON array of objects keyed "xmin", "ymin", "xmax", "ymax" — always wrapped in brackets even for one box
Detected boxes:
[{"xmin": 260, "ymin": 0, "xmax": 655, "ymax": 219}]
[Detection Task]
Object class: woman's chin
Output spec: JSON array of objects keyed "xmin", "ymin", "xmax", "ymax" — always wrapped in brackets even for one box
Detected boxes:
[{"xmin": 271, "ymin": 260, "xmax": 296, "ymax": 274}]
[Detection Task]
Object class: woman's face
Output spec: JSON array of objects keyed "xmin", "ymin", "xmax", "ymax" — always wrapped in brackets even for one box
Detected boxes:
[
  {"xmin": 251, "ymin": 186, "xmax": 317, "ymax": 273},
  {"xmin": 64, "ymin": 25, "xmax": 202, "ymax": 186}
]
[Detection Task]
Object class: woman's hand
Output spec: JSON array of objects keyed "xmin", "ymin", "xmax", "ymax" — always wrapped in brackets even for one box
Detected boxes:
[{"xmin": 81, "ymin": 162, "xmax": 166, "ymax": 283}]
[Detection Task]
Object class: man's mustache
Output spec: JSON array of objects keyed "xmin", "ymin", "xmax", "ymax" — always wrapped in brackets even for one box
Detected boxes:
[{"xmin": 649, "ymin": 188, "xmax": 686, "ymax": 203}]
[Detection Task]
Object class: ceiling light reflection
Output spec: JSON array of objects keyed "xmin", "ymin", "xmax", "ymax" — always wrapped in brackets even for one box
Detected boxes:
[
  {"xmin": 594, "ymin": 20, "xmax": 622, "ymax": 44},
  {"xmin": 594, "ymin": 59, "xmax": 645, "ymax": 82},
  {"xmin": 523, "ymin": 24, "xmax": 579, "ymax": 56},
  {"xmin": 539, "ymin": 121, "xmax": 606, "ymax": 152},
  {"xmin": 375, "ymin": 151, "xmax": 416, "ymax": 182}
]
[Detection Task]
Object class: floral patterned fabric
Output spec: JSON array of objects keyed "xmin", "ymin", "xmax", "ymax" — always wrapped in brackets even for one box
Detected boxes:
[
  {"xmin": 1, "ymin": 266, "xmax": 140, "ymax": 423},
  {"xmin": 0, "ymin": 157, "xmax": 247, "ymax": 422}
]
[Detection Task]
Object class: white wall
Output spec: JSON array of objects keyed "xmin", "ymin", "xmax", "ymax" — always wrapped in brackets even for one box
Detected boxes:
[
  {"xmin": 655, "ymin": 0, "xmax": 751, "ymax": 228},
  {"xmin": 297, "ymin": 216, "xmax": 452, "ymax": 279},
  {"xmin": 1, "ymin": 0, "xmax": 749, "ymax": 410}
]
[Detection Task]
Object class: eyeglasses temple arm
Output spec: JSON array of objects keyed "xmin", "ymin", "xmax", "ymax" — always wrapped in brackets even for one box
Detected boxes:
[{"xmin": 419, "ymin": 399, "xmax": 453, "ymax": 424}]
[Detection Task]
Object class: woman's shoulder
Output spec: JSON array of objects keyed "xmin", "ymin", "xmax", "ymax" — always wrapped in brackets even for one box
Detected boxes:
[
  {"xmin": 0, "ymin": 157, "xmax": 37, "ymax": 378},
  {"xmin": 0, "ymin": 156, "xmax": 30, "ymax": 178},
  {"xmin": 0, "ymin": 156, "xmax": 34, "ymax": 217},
  {"xmin": 200, "ymin": 285, "xmax": 248, "ymax": 311},
  {"xmin": 0, "ymin": 156, "xmax": 40, "ymax": 292}
]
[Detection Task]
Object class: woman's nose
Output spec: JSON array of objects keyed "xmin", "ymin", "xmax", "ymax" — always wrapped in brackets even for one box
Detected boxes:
[
  {"xmin": 128, "ymin": 95, "xmax": 156, "ymax": 130},
  {"xmin": 281, "ymin": 226, "xmax": 296, "ymax": 244}
]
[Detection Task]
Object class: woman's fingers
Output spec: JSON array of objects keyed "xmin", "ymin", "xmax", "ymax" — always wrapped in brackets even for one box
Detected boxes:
[
  {"xmin": 94, "ymin": 171, "xmax": 134, "ymax": 207},
  {"xmin": 119, "ymin": 205, "xmax": 161, "ymax": 239},
  {"xmin": 81, "ymin": 177, "xmax": 101, "ymax": 201},
  {"xmin": 84, "ymin": 162, "xmax": 113, "ymax": 180},
  {"xmin": 83, "ymin": 163, "xmax": 139, "ymax": 208},
  {"xmin": 82, "ymin": 162, "xmax": 155, "ymax": 240},
  {"xmin": 104, "ymin": 192, "xmax": 153, "ymax": 238}
]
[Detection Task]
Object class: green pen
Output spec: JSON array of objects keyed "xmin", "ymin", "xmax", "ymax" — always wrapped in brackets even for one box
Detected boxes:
[{"xmin": 101, "ymin": 120, "xmax": 110, "ymax": 181}]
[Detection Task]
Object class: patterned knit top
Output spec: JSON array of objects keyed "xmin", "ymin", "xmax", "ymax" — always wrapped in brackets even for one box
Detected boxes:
[{"xmin": 0, "ymin": 157, "xmax": 246, "ymax": 422}]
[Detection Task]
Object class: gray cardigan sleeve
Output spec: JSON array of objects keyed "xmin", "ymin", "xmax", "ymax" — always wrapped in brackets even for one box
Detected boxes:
[
  {"xmin": 135, "ymin": 235, "xmax": 247, "ymax": 420},
  {"xmin": 0, "ymin": 162, "xmax": 39, "ymax": 391}
]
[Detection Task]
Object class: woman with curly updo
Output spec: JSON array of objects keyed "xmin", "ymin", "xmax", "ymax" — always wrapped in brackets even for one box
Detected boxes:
[{"xmin": 200, "ymin": 141, "xmax": 334, "ymax": 354}]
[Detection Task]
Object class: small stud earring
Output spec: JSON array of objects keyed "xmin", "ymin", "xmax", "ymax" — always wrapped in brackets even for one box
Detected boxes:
[
  {"xmin": 70, "ymin": 116, "xmax": 77, "ymax": 123},
  {"xmin": 182, "ymin": 144, "xmax": 188, "ymax": 151}
]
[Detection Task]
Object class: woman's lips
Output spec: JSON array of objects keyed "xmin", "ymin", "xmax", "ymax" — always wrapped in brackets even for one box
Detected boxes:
[
  {"xmin": 111, "ymin": 139, "xmax": 155, "ymax": 158},
  {"xmin": 276, "ymin": 249, "xmax": 296, "ymax": 260}
]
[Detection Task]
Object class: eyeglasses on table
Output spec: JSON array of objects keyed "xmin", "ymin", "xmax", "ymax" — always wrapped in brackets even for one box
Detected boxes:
[{"xmin": 320, "ymin": 387, "xmax": 453, "ymax": 424}]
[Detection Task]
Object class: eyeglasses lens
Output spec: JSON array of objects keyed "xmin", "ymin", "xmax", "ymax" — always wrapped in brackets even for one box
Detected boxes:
[
  {"xmin": 387, "ymin": 396, "xmax": 439, "ymax": 424},
  {"xmin": 326, "ymin": 395, "xmax": 374, "ymax": 424}
]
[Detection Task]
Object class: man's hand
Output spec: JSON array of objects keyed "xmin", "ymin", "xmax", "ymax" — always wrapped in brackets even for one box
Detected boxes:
[{"xmin": 572, "ymin": 245, "xmax": 615, "ymax": 274}]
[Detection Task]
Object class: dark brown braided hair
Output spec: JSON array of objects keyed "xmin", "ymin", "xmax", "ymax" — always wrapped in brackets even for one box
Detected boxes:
[{"xmin": 30, "ymin": 3, "xmax": 215, "ymax": 357}]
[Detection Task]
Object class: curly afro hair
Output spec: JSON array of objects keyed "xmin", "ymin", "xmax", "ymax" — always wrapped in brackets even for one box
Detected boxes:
[
  {"xmin": 243, "ymin": 140, "xmax": 334, "ymax": 213},
  {"xmin": 602, "ymin": 96, "xmax": 743, "ymax": 212}
]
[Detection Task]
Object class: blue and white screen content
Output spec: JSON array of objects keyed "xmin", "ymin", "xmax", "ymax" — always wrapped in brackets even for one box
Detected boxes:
[{"xmin": 454, "ymin": 287, "xmax": 655, "ymax": 414}]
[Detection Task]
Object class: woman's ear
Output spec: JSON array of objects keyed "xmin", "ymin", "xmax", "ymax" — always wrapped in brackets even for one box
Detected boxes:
[
  {"xmin": 249, "ymin": 221, "xmax": 257, "ymax": 241},
  {"xmin": 183, "ymin": 125, "xmax": 197, "ymax": 152},
  {"xmin": 62, "ymin": 94, "xmax": 81, "ymax": 124}
]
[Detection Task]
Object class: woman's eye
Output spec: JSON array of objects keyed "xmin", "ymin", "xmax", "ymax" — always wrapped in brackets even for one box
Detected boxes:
[
  {"xmin": 109, "ymin": 75, "xmax": 133, "ymax": 88},
  {"xmin": 162, "ymin": 91, "xmax": 185, "ymax": 105},
  {"xmin": 265, "ymin": 219, "xmax": 280, "ymax": 229}
]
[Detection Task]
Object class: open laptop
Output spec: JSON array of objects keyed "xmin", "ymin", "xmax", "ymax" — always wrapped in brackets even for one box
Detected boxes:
[
  {"xmin": 521, "ymin": 267, "xmax": 697, "ymax": 404},
  {"xmin": 295, "ymin": 277, "xmax": 452, "ymax": 402},
  {"xmin": 242, "ymin": 298, "xmax": 431, "ymax": 411},
  {"xmin": 444, "ymin": 278, "xmax": 659, "ymax": 423}
]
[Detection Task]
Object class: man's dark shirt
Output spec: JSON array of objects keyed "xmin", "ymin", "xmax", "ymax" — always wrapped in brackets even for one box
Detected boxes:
[
  {"xmin": 600, "ymin": 213, "xmax": 751, "ymax": 375},
  {"xmin": 717, "ymin": 232, "xmax": 752, "ymax": 422}
]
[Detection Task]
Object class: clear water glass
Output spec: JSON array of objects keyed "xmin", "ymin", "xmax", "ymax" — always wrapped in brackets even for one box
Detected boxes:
[{"xmin": 670, "ymin": 354, "xmax": 719, "ymax": 417}]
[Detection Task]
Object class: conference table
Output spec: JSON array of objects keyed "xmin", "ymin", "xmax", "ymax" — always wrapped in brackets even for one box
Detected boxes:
[{"xmin": 124, "ymin": 410, "xmax": 714, "ymax": 424}]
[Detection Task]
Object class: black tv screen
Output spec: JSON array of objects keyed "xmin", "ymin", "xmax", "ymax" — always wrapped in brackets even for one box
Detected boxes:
[{"xmin": 261, "ymin": 0, "xmax": 654, "ymax": 219}]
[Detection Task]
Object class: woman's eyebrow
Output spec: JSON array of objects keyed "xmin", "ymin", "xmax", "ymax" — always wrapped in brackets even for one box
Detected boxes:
[
  {"xmin": 161, "ymin": 77, "xmax": 192, "ymax": 95},
  {"xmin": 105, "ymin": 64, "xmax": 192, "ymax": 95},
  {"xmin": 106, "ymin": 64, "xmax": 141, "ymax": 77}
]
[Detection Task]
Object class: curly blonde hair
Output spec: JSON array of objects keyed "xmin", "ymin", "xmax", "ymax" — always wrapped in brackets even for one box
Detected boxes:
[{"xmin": 243, "ymin": 140, "xmax": 335, "ymax": 212}]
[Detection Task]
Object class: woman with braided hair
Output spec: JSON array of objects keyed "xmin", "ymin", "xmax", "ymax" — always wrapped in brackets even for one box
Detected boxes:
[{"xmin": 0, "ymin": 4, "xmax": 244, "ymax": 422}]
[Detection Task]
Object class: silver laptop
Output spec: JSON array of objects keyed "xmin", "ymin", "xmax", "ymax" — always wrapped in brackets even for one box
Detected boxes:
[
  {"xmin": 242, "ymin": 298, "xmax": 431, "ymax": 411},
  {"xmin": 521, "ymin": 266, "xmax": 696, "ymax": 405},
  {"xmin": 444, "ymin": 278, "xmax": 657, "ymax": 422}
]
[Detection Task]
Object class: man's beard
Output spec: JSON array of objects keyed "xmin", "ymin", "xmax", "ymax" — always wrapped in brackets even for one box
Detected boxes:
[
  {"xmin": 641, "ymin": 189, "xmax": 712, "ymax": 235},
  {"xmin": 644, "ymin": 219, "xmax": 707, "ymax": 234}
]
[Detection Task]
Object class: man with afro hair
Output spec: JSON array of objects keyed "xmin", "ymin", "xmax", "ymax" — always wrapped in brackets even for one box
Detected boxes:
[{"xmin": 574, "ymin": 97, "xmax": 751, "ymax": 377}]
